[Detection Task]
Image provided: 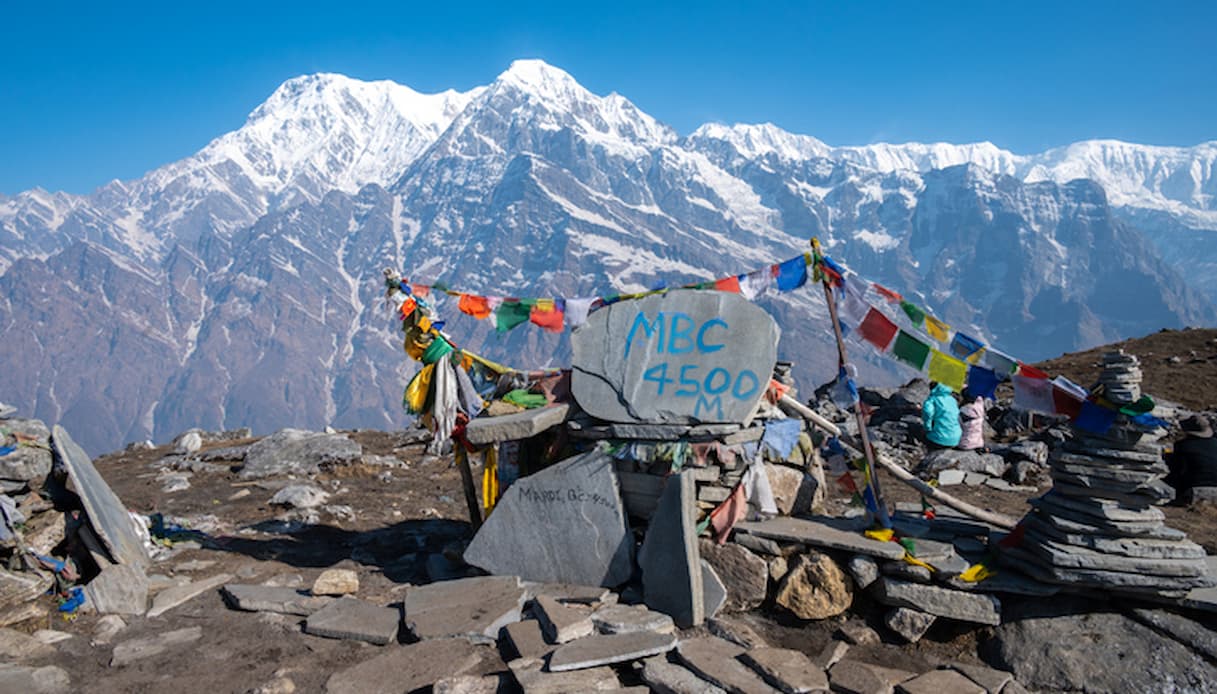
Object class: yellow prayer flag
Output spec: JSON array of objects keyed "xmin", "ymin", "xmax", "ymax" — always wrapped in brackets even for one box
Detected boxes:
[
  {"xmin": 924, "ymin": 315, "xmax": 950, "ymax": 342},
  {"xmin": 958, "ymin": 563, "xmax": 996, "ymax": 583},
  {"xmin": 928, "ymin": 349, "xmax": 968, "ymax": 391},
  {"xmin": 966, "ymin": 346, "xmax": 986, "ymax": 365},
  {"xmin": 533, "ymin": 298, "xmax": 556, "ymax": 312},
  {"xmin": 864, "ymin": 528, "xmax": 895, "ymax": 543}
]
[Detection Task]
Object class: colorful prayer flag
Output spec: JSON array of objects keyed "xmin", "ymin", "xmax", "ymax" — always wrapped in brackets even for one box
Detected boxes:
[
  {"xmin": 775, "ymin": 255, "xmax": 808, "ymax": 291},
  {"xmin": 494, "ymin": 301, "xmax": 532, "ymax": 333},
  {"xmin": 1012, "ymin": 374, "xmax": 1055, "ymax": 413},
  {"xmin": 950, "ymin": 332, "xmax": 986, "ymax": 363},
  {"xmin": 457, "ymin": 294, "xmax": 492, "ymax": 319},
  {"xmin": 983, "ymin": 347, "xmax": 1019, "ymax": 376},
  {"xmin": 891, "ymin": 330, "xmax": 931, "ymax": 370},
  {"xmin": 924, "ymin": 315, "xmax": 950, "ymax": 342},
  {"xmin": 927, "ymin": 349, "xmax": 967, "ymax": 391},
  {"xmin": 564, "ymin": 297, "xmax": 595, "ymax": 328},
  {"xmin": 900, "ymin": 300, "xmax": 926, "ymax": 326},
  {"xmin": 1016, "ymin": 363, "xmax": 1050, "ymax": 380},
  {"xmin": 872, "ymin": 283, "xmax": 902, "ymax": 303},
  {"xmin": 1052, "ymin": 383, "xmax": 1084, "ymax": 420},
  {"xmin": 738, "ymin": 268, "xmax": 774, "ymax": 300},
  {"xmin": 857, "ymin": 308, "xmax": 900, "ymax": 351},
  {"xmin": 1075, "ymin": 401, "xmax": 1117, "ymax": 434},
  {"xmin": 714, "ymin": 276, "xmax": 741, "ymax": 293},
  {"xmin": 529, "ymin": 302, "xmax": 564, "ymax": 333},
  {"xmin": 966, "ymin": 365, "xmax": 1000, "ymax": 400}
]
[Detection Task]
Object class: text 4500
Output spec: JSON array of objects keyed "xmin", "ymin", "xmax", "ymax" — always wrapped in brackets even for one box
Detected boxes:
[{"xmin": 642, "ymin": 363, "xmax": 761, "ymax": 419}]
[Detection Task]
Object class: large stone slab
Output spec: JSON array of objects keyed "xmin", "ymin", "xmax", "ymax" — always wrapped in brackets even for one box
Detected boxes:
[
  {"xmin": 571, "ymin": 290, "xmax": 779, "ymax": 424},
  {"xmin": 1031, "ymin": 492, "xmax": 1164, "ymax": 524},
  {"xmin": 305, "ymin": 596, "xmax": 400, "ymax": 645},
  {"xmin": 1035, "ymin": 507, "xmax": 1185, "ymax": 540},
  {"xmin": 405, "ymin": 576, "xmax": 525, "ymax": 643},
  {"xmin": 896, "ymin": 669, "xmax": 984, "ymax": 694},
  {"xmin": 736, "ymin": 516, "xmax": 906, "ymax": 560},
  {"xmin": 325, "ymin": 638, "xmax": 501, "ymax": 694},
  {"xmin": 503, "ymin": 620, "xmax": 554, "ymax": 659},
  {"xmin": 464, "ymin": 451, "xmax": 633, "ymax": 587},
  {"xmin": 999, "ymin": 545, "xmax": 1216, "ymax": 591},
  {"xmin": 239, "ymin": 428, "xmax": 362, "ymax": 479},
  {"xmin": 110, "ymin": 626, "xmax": 202, "ymax": 667},
  {"xmin": 548, "ymin": 630, "xmax": 678, "ymax": 671},
  {"xmin": 85, "ymin": 564, "xmax": 148, "ymax": 615},
  {"xmin": 739, "ymin": 646, "xmax": 829, "ymax": 693},
  {"xmin": 52, "ymin": 425, "xmax": 149, "ymax": 567},
  {"xmin": 676, "ymin": 636, "xmax": 782, "ymax": 694},
  {"xmin": 872, "ymin": 578, "xmax": 1001, "ymax": 625},
  {"xmin": 465, "ymin": 404, "xmax": 571, "ymax": 445},
  {"xmin": 639, "ymin": 471, "xmax": 703, "ymax": 628},
  {"xmin": 534, "ymin": 595, "xmax": 594, "ymax": 644},
  {"xmin": 1020, "ymin": 532, "xmax": 1208, "ymax": 576},
  {"xmin": 592, "ymin": 604, "xmax": 676, "ymax": 635},
  {"xmin": 508, "ymin": 656, "xmax": 621, "ymax": 693},
  {"xmin": 0, "ymin": 664, "xmax": 71, "ymax": 694},
  {"xmin": 146, "ymin": 572, "xmax": 232, "ymax": 617},
  {"xmin": 641, "ymin": 656, "xmax": 726, "ymax": 694},
  {"xmin": 221, "ymin": 584, "xmax": 334, "ymax": 615}
]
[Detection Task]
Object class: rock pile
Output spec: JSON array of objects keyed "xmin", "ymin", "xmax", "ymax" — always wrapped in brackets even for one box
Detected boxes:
[{"xmin": 1001, "ymin": 352, "xmax": 1214, "ymax": 595}]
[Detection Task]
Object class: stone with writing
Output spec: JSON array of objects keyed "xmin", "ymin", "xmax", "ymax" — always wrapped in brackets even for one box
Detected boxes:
[
  {"xmin": 571, "ymin": 290, "xmax": 780, "ymax": 424},
  {"xmin": 464, "ymin": 451, "xmax": 633, "ymax": 587}
]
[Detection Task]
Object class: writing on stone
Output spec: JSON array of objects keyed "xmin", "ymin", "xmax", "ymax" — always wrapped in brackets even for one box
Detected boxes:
[{"xmin": 519, "ymin": 485, "xmax": 618, "ymax": 512}]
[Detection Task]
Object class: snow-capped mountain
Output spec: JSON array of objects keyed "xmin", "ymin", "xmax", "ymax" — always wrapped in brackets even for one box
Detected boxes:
[{"xmin": 1, "ymin": 59, "xmax": 1213, "ymax": 454}]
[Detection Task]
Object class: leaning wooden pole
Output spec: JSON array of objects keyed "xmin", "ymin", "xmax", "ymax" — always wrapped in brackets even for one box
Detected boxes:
[{"xmin": 454, "ymin": 447, "xmax": 483, "ymax": 531}]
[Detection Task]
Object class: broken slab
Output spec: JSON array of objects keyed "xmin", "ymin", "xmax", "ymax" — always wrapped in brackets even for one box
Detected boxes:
[
  {"xmin": 896, "ymin": 669, "xmax": 984, "ymax": 694},
  {"xmin": 146, "ymin": 572, "xmax": 232, "ymax": 618},
  {"xmin": 503, "ymin": 620, "xmax": 555, "ymax": 660},
  {"xmin": 0, "ymin": 664, "xmax": 71, "ymax": 694},
  {"xmin": 676, "ymin": 636, "xmax": 782, "ymax": 694},
  {"xmin": 464, "ymin": 451, "xmax": 633, "ymax": 587},
  {"xmin": 404, "ymin": 576, "xmax": 525, "ymax": 643},
  {"xmin": 508, "ymin": 656, "xmax": 621, "ymax": 694},
  {"xmin": 736, "ymin": 516, "xmax": 906, "ymax": 560},
  {"xmin": 110, "ymin": 626, "xmax": 202, "ymax": 667},
  {"xmin": 829, "ymin": 660, "xmax": 917, "ymax": 694},
  {"xmin": 872, "ymin": 578, "xmax": 1001, "ymax": 625},
  {"xmin": 699, "ymin": 539, "xmax": 768, "ymax": 613},
  {"xmin": 464, "ymin": 404, "xmax": 571, "ymax": 445},
  {"xmin": 548, "ymin": 630, "xmax": 678, "ymax": 672},
  {"xmin": 948, "ymin": 663, "xmax": 1014, "ymax": 693},
  {"xmin": 703, "ymin": 560, "xmax": 728, "ymax": 619},
  {"xmin": 740, "ymin": 646, "xmax": 829, "ymax": 693},
  {"xmin": 304, "ymin": 596, "xmax": 399, "ymax": 645},
  {"xmin": 592, "ymin": 604, "xmax": 676, "ymax": 635},
  {"xmin": 534, "ymin": 595, "xmax": 594, "ymax": 644},
  {"xmin": 570, "ymin": 290, "xmax": 780, "ymax": 424},
  {"xmin": 220, "ymin": 584, "xmax": 334, "ymax": 616},
  {"xmin": 885, "ymin": 608, "xmax": 936, "ymax": 644},
  {"xmin": 0, "ymin": 627, "xmax": 55, "ymax": 660},
  {"xmin": 85, "ymin": 564, "xmax": 148, "ymax": 616},
  {"xmin": 325, "ymin": 638, "xmax": 501, "ymax": 694},
  {"xmin": 641, "ymin": 656, "xmax": 726, "ymax": 694},
  {"xmin": 52, "ymin": 425, "xmax": 149, "ymax": 567},
  {"xmin": 639, "ymin": 470, "xmax": 703, "ymax": 628}
]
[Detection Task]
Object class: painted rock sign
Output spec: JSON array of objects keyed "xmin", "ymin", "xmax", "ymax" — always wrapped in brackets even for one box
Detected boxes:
[{"xmin": 571, "ymin": 290, "xmax": 780, "ymax": 424}]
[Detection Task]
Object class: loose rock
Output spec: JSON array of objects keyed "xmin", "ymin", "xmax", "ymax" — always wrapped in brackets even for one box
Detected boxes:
[
  {"xmin": 774, "ymin": 552, "xmax": 853, "ymax": 620},
  {"xmin": 312, "ymin": 568, "xmax": 359, "ymax": 596}
]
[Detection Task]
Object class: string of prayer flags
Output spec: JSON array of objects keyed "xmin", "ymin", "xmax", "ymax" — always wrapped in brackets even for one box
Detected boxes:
[
  {"xmin": 965, "ymin": 365, "xmax": 1001, "ymax": 400},
  {"xmin": 494, "ymin": 300, "xmax": 532, "ymax": 333},
  {"xmin": 457, "ymin": 294, "xmax": 492, "ymax": 319},
  {"xmin": 900, "ymin": 300, "xmax": 926, "ymax": 327},
  {"xmin": 1075, "ymin": 400, "xmax": 1118, "ymax": 434},
  {"xmin": 1012, "ymin": 374, "xmax": 1055, "ymax": 413},
  {"xmin": 738, "ymin": 267, "xmax": 774, "ymax": 300},
  {"xmin": 1016, "ymin": 363, "xmax": 1050, "ymax": 380},
  {"xmin": 872, "ymin": 283, "xmax": 902, "ymax": 303},
  {"xmin": 857, "ymin": 308, "xmax": 900, "ymax": 351},
  {"xmin": 923, "ymin": 314, "xmax": 950, "ymax": 343},
  {"xmin": 891, "ymin": 330, "xmax": 931, "ymax": 370},
  {"xmin": 775, "ymin": 254, "xmax": 809, "ymax": 291},
  {"xmin": 840, "ymin": 278, "xmax": 871, "ymax": 325},
  {"xmin": 564, "ymin": 297, "xmax": 596, "ymax": 328},
  {"xmin": 714, "ymin": 275, "xmax": 741, "ymax": 293},
  {"xmin": 983, "ymin": 347, "xmax": 1019, "ymax": 377},
  {"xmin": 950, "ymin": 332, "xmax": 986, "ymax": 364},
  {"xmin": 1052, "ymin": 383, "xmax": 1084, "ymax": 420},
  {"xmin": 529, "ymin": 300, "xmax": 565, "ymax": 333},
  {"xmin": 927, "ymin": 349, "xmax": 968, "ymax": 392}
]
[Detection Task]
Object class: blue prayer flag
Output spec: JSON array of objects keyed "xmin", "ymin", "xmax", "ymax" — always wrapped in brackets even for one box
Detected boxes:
[
  {"xmin": 775, "ymin": 255, "xmax": 808, "ymax": 291},
  {"xmin": 1075, "ymin": 401, "xmax": 1118, "ymax": 435},
  {"xmin": 950, "ymin": 332, "xmax": 986, "ymax": 360},
  {"xmin": 966, "ymin": 366, "xmax": 1000, "ymax": 400}
]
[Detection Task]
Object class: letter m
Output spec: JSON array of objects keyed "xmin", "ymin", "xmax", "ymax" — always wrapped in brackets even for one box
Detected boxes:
[{"xmin": 624, "ymin": 312, "xmax": 664, "ymax": 358}]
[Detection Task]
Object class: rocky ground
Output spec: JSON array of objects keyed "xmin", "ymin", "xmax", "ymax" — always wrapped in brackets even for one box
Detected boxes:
[{"xmin": 2, "ymin": 329, "xmax": 1217, "ymax": 693}]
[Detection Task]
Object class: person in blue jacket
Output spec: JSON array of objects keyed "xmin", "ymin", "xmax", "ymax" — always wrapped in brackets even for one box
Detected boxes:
[{"xmin": 922, "ymin": 381, "xmax": 962, "ymax": 449}]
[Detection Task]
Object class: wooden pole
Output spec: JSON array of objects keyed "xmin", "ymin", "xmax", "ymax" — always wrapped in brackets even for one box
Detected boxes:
[{"xmin": 454, "ymin": 447, "xmax": 483, "ymax": 530}]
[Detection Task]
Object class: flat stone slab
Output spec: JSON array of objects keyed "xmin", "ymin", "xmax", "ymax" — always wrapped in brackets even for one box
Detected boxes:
[
  {"xmin": 676, "ymin": 636, "xmax": 782, "ymax": 694},
  {"xmin": 1179, "ymin": 555, "xmax": 1217, "ymax": 612},
  {"xmin": 703, "ymin": 560, "xmax": 727, "ymax": 618},
  {"xmin": 110, "ymin": 626, "xmax": 202, "ymax": 667},
  {"xmin": 305, "ymin": 596, "xmax": 399, "ymax": 645},
  {"xmin": 534, "ymin": 595, "xmax": 594, "ymax": 643},
  {"xmin": 1031, "ymin": 492, "xmax": 1164, "ymax": 524},
  {"xmin": 465, "ymin": 451, "xmax": 633, "ymax": 587},
  {"xmin": 53, "ymin": 425, "xmax": 149, "ymax": 567},
  {"xmin": 85, "ymin": 564, "xmax": 148, "ymax": 615},
  {"xmin": 146, "ymin": 572, "xmax": 232, "ymax": 617},
  {"xmin": 641, "ymin": 656, "xmax": 727, "ymax": 694},
  {"xmin": 503, "ymin": 620, "xmax": 554, "ymax": 659},
  {"xmin": 942, "ymin": 569, "xmax": 1061, "ymax": 597},
  {"xmin": 405, "ymin": 576, "xmax": 525, "ymax": 643},
  {"xmin": 1035, "ymin": 508, "xmax": 1185, "ymax": 540},
  {"xmin": 740, "ymin": 646, "xmax": 829, "ymax": 693},
  {"xmin": 548, "ymin": 631, "xmax": 678, "ymax": 672},
  {"xmin": 221, "ymin": 584, "xmax": 335, "ymax": 615},
  {"xmin": 508, "ymin": 656, "xmax": 621, "ymax": 693},
  {"xmin": 639, "ymin": 471, "xmax": 703, "ymax": 628},
  {"xmin": 525, "ymin": 582, "xmax": 615, "ymax": 605},
  {"xmin": 571, "ymin": 290, "xmax": 779, "ymax": 424},
  {"xmin": 1020, "ymin": 532, "xmax": 1208, "ymax": 576},
  {"xmin": 896, "ymin": 669, "xmax": 985, "ymax": 694},
  {"xmin": 1000, "ymin": 545, "xmax": 1216, "ymax": 592},
  {"xmin": 949, "ymin": 663, "xmax": 1014, "ymax": 693},
  {"xmin": 872, "ymin": 578, "xmax": 1001, "ymax": 625},
  {"xmin": 465, "ymin": 404, "xmax": 571, "ymax": 445},
  {"xmin": 326, "ymin": 638, "xmax": 500, "ymax": 694},
  {"xmin": 592, "ymin": 604, "xmax": 676, "ymax": 634},
  {"xmin": 736, "ymin": 516, "xmax": 906, "ymax": 560},
  {"xmin": 0, "ymin": 664, "xmax": 71, "ymax": 694}
]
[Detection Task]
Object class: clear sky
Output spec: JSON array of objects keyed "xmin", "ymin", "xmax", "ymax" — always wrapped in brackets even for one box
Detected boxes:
[{"xmin": 3, "ymin": 1, "xmax": 1215, "ymax": 195}]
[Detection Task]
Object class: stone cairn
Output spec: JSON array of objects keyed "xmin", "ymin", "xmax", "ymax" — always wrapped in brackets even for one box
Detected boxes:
[{"xmin": 1001, "ymin": 350, "xmax": 1214, "ymax": 595}]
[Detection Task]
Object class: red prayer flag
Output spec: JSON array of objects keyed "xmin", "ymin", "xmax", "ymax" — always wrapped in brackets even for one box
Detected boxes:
[
  {"xmin": 1052, "ymin": 385, "xmax": 1084, "ymax": 420},
  {"xmin": 1017, "ymin": 362, "xmax": 1050, "ymax": 379},
  {"xmin": 872, "ymin": 283, "xmax": 903, "ymax": 303},
  {"xmin": 413, "ymin": 284, "xmax": 431, "ymax": 297},
  {"xmin": 714, "ymin": 276, "xmax": 741, "ymax": 293},
  {"xmin": 857, "ymin": 308, "xmax": 900, "ymax": 351},
  {"xmin": 457, "ymin": 294, "xmax": 492, "ymax": 319},
  {"xmin": 709, "ymin": 483, "xmax": 748, "ymax": 544},
  {"xmin": 529, "ymin": 304, "xmax": 565, "ymax": 332}
]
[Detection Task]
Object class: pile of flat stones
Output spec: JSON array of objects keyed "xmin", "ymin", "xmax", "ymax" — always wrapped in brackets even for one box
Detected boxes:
[{"xmin": 1001, "ymin": 352, "xmax": 1214, "ymax": 595}]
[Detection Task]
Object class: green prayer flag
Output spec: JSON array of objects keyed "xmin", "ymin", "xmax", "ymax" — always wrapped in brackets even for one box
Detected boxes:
[
  {"xmin": 900, "ymin": 300, "xmax": 926, "ymax": 326},
  {"xmin": 891, "ymin": 330, "xmax": 931, "ymax": 370},
  {"xmin": 495, "ymin": 301, "xmax": 532, "ymax": 333}
]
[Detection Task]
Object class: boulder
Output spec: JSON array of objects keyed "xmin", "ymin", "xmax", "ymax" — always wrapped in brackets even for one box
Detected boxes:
[
  {"xmin": 270, "ymin": 484, "xmax": 330, "ymax": 509},
  {"xmin": 764, "ymin": 464, "xmax": 817, "ymax": 516},
  {"xmin": 240, "ymin": 429, "xmax": 362, "ymax": 479},
  {"xmin": 774, "ymin": 552, "xmax": 853, "ymax": 620},
  {"xmin": 0, "ymin": 419, "xmax": 51, "ymax": 484},
  {"xmin": 311, "ymin": 569, "xmax": 359, "ymax": 596},
  {"xmin": 916, "ymin": 449, "xmax": 1008, "ymax": 479},
  {"xmin": 698, "ymin": 540, "xmax": 768, "ymax": 612}
]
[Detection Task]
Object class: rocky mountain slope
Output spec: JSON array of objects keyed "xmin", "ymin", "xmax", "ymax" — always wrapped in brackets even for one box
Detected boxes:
[{"xmin": 1, "ymin": 60, "xmax": 1214, "ymax": 453}]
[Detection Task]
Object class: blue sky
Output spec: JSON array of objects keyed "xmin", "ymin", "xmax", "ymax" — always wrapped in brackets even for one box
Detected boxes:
[{"xmin": 3, "ymin": 1, "xmax": 1215, "ymax": 195}]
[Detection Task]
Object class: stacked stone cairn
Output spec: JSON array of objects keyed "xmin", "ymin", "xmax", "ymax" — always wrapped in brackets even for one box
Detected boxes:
[{"xmin": 1001, "ymin": 350, "xmax": 1214, "ymax": 595}]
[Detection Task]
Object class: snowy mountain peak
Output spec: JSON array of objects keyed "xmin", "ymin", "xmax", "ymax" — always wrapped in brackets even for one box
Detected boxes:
[{"xmin": 687, "ymin": 122, "xmax": 832, "ymax": 161}]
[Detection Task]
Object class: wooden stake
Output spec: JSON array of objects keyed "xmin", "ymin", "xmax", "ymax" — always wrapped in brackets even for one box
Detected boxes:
[{"xmin": 454, "ymin": 446, "xmax": 483, "ymax": 530}]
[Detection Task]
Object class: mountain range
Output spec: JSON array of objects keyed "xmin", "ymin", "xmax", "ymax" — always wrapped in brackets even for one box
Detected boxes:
[{"xmin": 2, "ymin": 59, "xmax": 1214, "ymax": 454}]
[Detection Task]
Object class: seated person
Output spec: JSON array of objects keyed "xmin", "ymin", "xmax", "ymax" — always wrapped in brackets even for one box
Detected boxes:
[
  {"xmin": 922, "ymin": 381, "xmax": 961, "ymax": 450},
  {"xmin": 1167, "ymin": 415, "xmax": 1217, "ymax": 504},
  {"xmin": 958, "ymin": 387, "xmax": 989, "ymax": 452}
]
